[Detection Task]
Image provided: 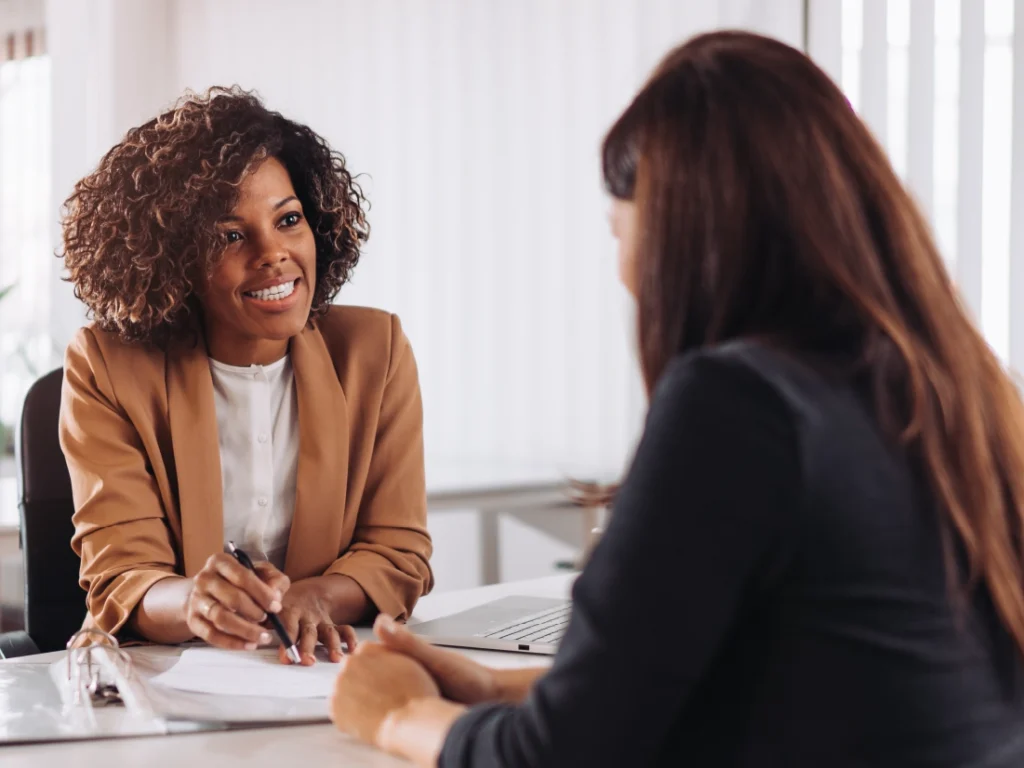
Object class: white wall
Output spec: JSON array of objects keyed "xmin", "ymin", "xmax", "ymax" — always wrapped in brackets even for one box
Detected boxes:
[
  {"xmin": 45, "ymin": 0, "xmax": 177, "ymax": 345},
  {"xmin": 48, "ymin": 0, "xmax": 803, "ymax": 475},
  {"xmin": 45, "ymin": 0, "xmax": 804, "ymax": 588},
  {"xmin": 168, "ymin": 0, "xmax": 803, "ymax": 474}
]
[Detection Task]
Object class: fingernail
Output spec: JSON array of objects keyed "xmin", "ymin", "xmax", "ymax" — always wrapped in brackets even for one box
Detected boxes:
[
  {"xmin": 273, "ymin": 590, "xmax": 283, "ymax": 602},
  {"xmin": 260, "ymin": 632, "xmax": 272, "ymax": 645},
  {"xmin": 378, "ymin": 615, "xmax": 397, "ymax": 635},
  {"xmin": 245, "ymin": 642, "xmax": 257, "ymax": 651},
  {"xmin": 269, "ymin": 600, "xmax": 283, "ymax": 613}
]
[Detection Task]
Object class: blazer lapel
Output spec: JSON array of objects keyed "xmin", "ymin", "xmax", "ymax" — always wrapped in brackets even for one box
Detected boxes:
[
  {"xmin": 167, "ymin": 333, "xmax": 225, "ymax": 576},
  {"xmin": 284, "ymin": 323, "xmax": 350, "ymax": 580}
]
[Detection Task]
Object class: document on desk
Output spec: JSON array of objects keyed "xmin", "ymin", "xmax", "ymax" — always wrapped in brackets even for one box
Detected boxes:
[{"xmin": 150, "ymin": 647, "xmax": 341, "ymax": 699}]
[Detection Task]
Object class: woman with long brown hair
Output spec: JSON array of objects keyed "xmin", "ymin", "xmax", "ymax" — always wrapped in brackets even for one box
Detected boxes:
[{"xmin": 328, "ymin": 31, "xmax": 1024, "ymax": 766}]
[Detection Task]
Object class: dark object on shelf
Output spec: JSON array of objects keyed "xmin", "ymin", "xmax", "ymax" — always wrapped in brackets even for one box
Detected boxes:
[{"xmin": 552, "ymin": 479, "xmax": 618, "ymax": 572}]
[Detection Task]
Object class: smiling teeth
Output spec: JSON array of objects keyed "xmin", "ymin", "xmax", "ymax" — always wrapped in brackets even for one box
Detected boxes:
[{"xmin": 246, "ymin": 280, "xmax": 297, "ymax": 301}]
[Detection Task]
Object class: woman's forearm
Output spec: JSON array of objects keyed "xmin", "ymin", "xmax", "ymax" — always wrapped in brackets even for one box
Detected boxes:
[
  {"xmin": 378, "ymin": 698, "xmax": 467, "ymax": 768},
  {"xmin": 493, "ymin": 667, "xmax": 548, "ymax": 703},
  {"xmin": 318, "ymin": 574, "xmax": 373, "ymax": 624},
  {"xmin": 129, "ymin": 576, "xmax": 194, "ymax": 643},
  {"xmin": 130, "ymin": 573, "xmax": 370, "ymax": 643},
  {"xmin": 379, "ymin": 674, "xmax": 545, "ymax": 766}
]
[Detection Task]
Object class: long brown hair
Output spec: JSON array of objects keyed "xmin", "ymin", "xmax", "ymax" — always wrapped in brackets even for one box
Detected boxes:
[{"xmin": 603, "ymin": 31, "xmax": 1024, "ymax": 654}]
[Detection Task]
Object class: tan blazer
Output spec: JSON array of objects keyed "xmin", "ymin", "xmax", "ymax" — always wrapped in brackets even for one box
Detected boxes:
[{"xmin": 59, "ymin": 306, "xmax": 433, "ymax": 637}]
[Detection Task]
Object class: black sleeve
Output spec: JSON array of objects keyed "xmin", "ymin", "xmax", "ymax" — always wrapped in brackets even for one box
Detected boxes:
[{"xmin": 438, "ymin": 354, "xmax": 801, "ymax": 768}]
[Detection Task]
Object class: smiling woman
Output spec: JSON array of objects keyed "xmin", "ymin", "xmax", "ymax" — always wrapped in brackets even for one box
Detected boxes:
[{"xmin": 57, "ymin": 87, "xmax": 433, "ymax": 664}]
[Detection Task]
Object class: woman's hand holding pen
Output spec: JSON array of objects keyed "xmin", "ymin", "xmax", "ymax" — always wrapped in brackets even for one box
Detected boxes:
[
  {"xmin": 184, "ymin": 554, "xmax": 365, "ymax": 665},
  {"xmin": 186, "ymin": 552, "xmax": 290, "ymax": 651}
]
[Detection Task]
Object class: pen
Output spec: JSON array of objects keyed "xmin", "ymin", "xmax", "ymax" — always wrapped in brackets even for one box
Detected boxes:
[{"xmin": 226, "ymin": 541, "xmax": 302, "ymax": 664}]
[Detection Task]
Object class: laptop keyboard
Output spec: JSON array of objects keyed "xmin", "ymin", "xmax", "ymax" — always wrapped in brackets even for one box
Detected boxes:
[{"xmin": 474, "ymin": 603, "xmax": 572, "ymax": 645}]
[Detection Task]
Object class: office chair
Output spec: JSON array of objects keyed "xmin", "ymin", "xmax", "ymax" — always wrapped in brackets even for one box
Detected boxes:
[{"xmin": 0, "ymin": 368, "xmax": 84, "ymax": 658}]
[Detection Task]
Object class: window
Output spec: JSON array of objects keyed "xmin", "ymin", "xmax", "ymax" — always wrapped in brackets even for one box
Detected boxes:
[
  {"xmin": 0, "ymin": 29, "xmax": 52, "ymax": 523},
  {"xmin": 810, "ymin": 0, "xmax": 1019, "ymax": 367}
]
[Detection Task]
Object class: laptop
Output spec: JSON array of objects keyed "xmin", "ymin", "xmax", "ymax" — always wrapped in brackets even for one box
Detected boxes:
[{"xmin": 411, "ymin": 596, "xmax": 571, "ymax": 655}]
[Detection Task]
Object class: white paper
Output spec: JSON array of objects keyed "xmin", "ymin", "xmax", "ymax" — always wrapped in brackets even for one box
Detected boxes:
[{"xmin": 149, "ymin": 647, "xmax": 342, "ymax": 699}]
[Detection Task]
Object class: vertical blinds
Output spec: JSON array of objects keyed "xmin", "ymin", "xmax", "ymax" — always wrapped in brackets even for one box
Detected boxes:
[
  {"xmin": 0, "ymin": 0, "xmax": 50, "ymax": 433},
  {"xmin": 809, "ymin": 0, "xmax": 1022, "ymax": 371}
]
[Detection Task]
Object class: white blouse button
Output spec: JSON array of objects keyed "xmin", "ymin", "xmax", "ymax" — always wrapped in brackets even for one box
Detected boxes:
[
  {"xmin": 257, "ymin": 497, "xmax": 269, "ymax": 507},
  {"xmin": 258, "ymin": 433, "xmax": 269, "ymax": 444}
]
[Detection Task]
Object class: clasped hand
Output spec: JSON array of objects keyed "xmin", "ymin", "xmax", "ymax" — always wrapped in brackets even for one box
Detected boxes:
[
  {"xmin": 330, "ymin": 614, "xmax": 504, "ymax": 749},
  {"xmin": 186, "ymin": 553, "xmax": 357, "ymax": 663}
]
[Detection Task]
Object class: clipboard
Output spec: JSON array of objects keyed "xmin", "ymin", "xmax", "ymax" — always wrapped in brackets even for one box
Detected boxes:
[
  {"xmin": 0, "ymin": 629, "xmax": 179, "ymax": 746},
  {"xmin": 0, "ymin": 628, "xmax": 331, "ymax": 747}
]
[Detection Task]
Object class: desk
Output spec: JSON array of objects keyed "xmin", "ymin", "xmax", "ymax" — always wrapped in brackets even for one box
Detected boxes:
[{"xmin": 0, "ymin": 573, "xmax": 575, "ymax": 767}]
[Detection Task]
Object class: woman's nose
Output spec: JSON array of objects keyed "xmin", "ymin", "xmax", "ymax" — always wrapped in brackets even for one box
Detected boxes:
[{"xmin": 254, "ymin": 233, "xmax": 289, "ymax": 268}]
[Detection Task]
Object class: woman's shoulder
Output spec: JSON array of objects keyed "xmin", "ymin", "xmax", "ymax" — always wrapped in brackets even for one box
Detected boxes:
[
  {"xmin": 312, "ymin": 305, "xmax": 412, "ymax": 364},
  {"xmin": 308, "ymin": 306, "xmax": 418, "ymax": 394},
  {"xmin": 655, "ymin": 343, "xmax": 800, "ymax": 424},
  {"xmin": 66, "ymin": 323, "xmax": 167, "ymax": 375},
  {"xmin": 314, "ymin": 305, "xmax": 397, "ymax": 341},
  {"xmin": 62, "ymin": 325, "xmax": 169, "ymax": 418},
  {"xmin": 659, "ymin": 340, "xmax": 850, "ymax": 436}
]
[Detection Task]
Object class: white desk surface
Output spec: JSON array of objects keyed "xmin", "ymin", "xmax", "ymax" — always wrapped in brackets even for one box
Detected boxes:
[{"xmin": 0, "ymin": 573, "xmax": 575, "ymax": 766}]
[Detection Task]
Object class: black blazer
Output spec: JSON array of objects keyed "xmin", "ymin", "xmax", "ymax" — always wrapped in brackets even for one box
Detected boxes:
[{"xmin": 440, "ymin": 342, "xmax": 1024, "ymax": 767}]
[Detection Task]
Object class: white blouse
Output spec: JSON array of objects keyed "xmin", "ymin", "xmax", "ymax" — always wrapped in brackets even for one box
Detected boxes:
[{"xmin": 209, "ymin": 355, "xmax": 299, "ymax": 570}]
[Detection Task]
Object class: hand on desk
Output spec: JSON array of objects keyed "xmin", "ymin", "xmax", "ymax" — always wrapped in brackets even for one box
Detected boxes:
[
  {"xmin": 185, "ymin": 556, "xmax": 361, "ymax": 664},
  {"xmin": 274, "ymin": 576, "xmax": 360, "ymax": 665},
  {"xmin": 374, "ymin": 614, "xmax": 545, "ymax": 705},
  {"xmin": 331, "ymin": 616, "xmax": 550, "ymax": 765},
  {"xmin": 331, "ymin": 615, "xmax": 494, "ymax": 766},
  {"xmin": 330, "ymin": 642, "xmax": 442, "ymax": 743},
  {"xmin": 372, "ymin": 615, "xmax": 501, "ymax": 705}
]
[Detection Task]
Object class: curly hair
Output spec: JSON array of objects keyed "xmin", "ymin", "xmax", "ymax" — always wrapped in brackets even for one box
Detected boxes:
[{"xmin": 61, "ymin": 86, "xmax": 369, "ymax": 344}]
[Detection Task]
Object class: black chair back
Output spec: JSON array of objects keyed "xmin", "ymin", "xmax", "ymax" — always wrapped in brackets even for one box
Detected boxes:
[{"xmin": 16, "ymin": 368, "xmax": 85, "ymax": 652}]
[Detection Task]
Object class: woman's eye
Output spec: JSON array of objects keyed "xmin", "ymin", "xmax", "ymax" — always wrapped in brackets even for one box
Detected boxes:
[
  {"xmin": 281, "ymin": 212, "xmax": 302, "ymax": 227},
  {"xmin": 224, "ymin": 231, "xmax": 242, "ymax": 244}
]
